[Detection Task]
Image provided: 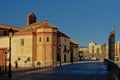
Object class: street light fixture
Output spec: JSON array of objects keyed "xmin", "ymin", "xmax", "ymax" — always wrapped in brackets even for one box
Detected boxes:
[
  {"xmin": 70, "ymin": 46, "xmax": 73, "ymax": 64},
  {"xmin": 8, "ymin": 28, "xmax": 14, "ymax": 77},
  {"xmin": 59, "ymin": 44, "xmax": 62, "ymax": 67}
]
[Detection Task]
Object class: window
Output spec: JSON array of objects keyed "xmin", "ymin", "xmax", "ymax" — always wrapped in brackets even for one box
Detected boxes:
[
  {"xmin": 39, "ymin": 37, "xmax": 42, "ymax": 42},
  {"xmin": 46, "ymin": 37, "xmax": 49, "ymax": 42},
  {"xmin": 20, "ymin": 39, "xmax": 24, "ymax": 46},
  {"xmin": 64, "ymin": 45, "xmax": 67, "ymax": 51}
]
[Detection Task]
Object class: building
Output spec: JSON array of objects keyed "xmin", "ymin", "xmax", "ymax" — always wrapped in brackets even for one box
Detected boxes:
[
  {"xmin": 108, "ymin": 30, "xmax": 115, "ymax": 61},
  {"xmin": 70, "ymin": 39, "xmax": 79, "ymax": 62},
  {"xmin": 101, "ymin": 43, "xmax": 108, "ymax": 59},
  {"xmin": 78, "ymin": 46, "xmax": 88, "ymax": 60},
  {"xmin": 88, "ymin": 42, "xmax": 102, "ymax": 60},
  {"xmin": 86, "ymin": 39, "xmax": 120, "ymax": 61},
  {"xmin": 115, "ymin": 41, "xmax": 120, "ymax": 61},
  {"xmin": 57, "ymin": 31, "xmax": 70, "ymax": 63},
  {"xmin": 0, "ymin": 12, "xmax": 79, "ymax": 68}
]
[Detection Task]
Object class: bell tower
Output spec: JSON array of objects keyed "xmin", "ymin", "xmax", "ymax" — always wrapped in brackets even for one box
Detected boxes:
[{"xmin": 27, "ymin": 12, "xmax": 36, "ymax": 25}]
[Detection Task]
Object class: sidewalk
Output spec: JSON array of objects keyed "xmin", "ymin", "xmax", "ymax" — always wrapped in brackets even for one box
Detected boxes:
[
  {"xmin": 0, "ymin": 61, "xmax": 77, "ymax": 77},
  {"xmin": 1, "ymin": 61, "xmax": 100, "ymax": 74},
  {"xmin": 0, "ymin": 61, "xmax": 113, "ymax": 80}
]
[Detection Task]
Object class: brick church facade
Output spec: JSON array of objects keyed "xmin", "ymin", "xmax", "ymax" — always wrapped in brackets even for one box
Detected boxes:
[{"xmin": 0, "ymin": 13, "xmax": 79, "ymax": 69}]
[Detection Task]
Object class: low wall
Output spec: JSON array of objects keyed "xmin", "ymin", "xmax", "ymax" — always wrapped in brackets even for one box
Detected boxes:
[{"xmin": 104, "ymin": 59, "xmax": 120, "ymax": 80}]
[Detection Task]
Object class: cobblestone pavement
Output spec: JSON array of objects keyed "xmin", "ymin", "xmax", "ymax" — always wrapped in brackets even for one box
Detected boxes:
[{"xmin": 0, "ymin": 61, "xmax": 113, "ymax": 80}]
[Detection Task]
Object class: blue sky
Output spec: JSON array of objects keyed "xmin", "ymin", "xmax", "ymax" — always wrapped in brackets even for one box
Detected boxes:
[{"xmin": 0, "ymin": 0, "xmax": 120, "ymax": 46}]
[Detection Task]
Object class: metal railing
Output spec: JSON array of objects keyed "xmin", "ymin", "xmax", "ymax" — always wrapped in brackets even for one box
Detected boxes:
[{"xmin": 104, "ymin": 59, "xmax": 120, "ymax": 80}]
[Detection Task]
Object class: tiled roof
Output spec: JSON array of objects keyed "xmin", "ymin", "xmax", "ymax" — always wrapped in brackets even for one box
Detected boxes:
[
  {"xmin": 0, "ymin": 24, "xmax": 24, "ymax": 31},
  {"xmin": 0, "ymin": 20, "xmax": 58, "ymax": 32},
  {"xmin": 23, "ymin": 21, "xmax": 58, "ymax": 32},
  {"xmin": 58, "ymin": 31, "xmax": 70, "ymax": 39},
  {"xmin": 70, "ymin": 39, "xmax": 78, "ymax": 45}
]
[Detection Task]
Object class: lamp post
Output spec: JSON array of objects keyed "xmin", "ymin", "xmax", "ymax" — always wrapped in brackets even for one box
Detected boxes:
[
  {"xmin": 70, "ymin": 46, "xmax": 73, "ymax": 64},
  {"xmin": 59, "ymin": 44, "xmax": 62, "ymax": 67},
  {"xmin": 8, "ymin": 28, "xmax": 14, "ymax": 77}
]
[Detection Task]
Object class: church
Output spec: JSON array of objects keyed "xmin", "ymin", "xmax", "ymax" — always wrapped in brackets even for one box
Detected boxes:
[{"xmin": 0, "ymin": 13, "xmax": 79, "ymax": 69}]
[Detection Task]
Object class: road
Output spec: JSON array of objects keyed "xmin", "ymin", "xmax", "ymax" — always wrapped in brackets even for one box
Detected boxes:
[{"xmin": 1, "ymin": 61, "xmax": 113, "ymax": 80}]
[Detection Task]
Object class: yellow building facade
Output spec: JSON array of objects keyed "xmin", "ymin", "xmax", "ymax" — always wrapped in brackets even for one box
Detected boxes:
[{"xmin": 0, "ymin": 13, "xmax": 79, "ymax": 68}]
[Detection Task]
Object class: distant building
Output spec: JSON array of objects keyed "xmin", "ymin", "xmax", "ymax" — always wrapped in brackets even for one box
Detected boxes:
[
  {"xmin": 115, "ymin": 41, "xmax": 120, "ymax": 61},
  {"xmin": 86, "ymin": 39, "xmax": 120, "ymax": 61},
  {"xmin": 101, "ymin": 43, "xmax": 108, "ymax": 59},
  {"xmin": 79, "ymin": 46, "xmax": 88, "ymax": 60},
  {"xmin": 88, "ymin": 42, "xmax": 102, "ymax": 60},
  {"xmin": 108, "ymin": 30, "xmax": 115, "ymax": 61}
]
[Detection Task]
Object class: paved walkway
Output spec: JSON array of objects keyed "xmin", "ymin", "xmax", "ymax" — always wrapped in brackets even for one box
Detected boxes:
[{"xmin": 0, "ymin": 61, "xmax": 113, "ymax": 80}]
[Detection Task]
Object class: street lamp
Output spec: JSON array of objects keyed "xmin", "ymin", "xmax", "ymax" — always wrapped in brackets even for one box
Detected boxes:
[
  {"xmin": 8, "ymin": 28, "xmax": 14, "ymax": 77},
  {"xmin": 70, "ymin": 46, "xmax": 73, "ymax": 64},
  {"xmin": 59, "ymin": 44, "xmax": 62, "ymax": 67}
]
